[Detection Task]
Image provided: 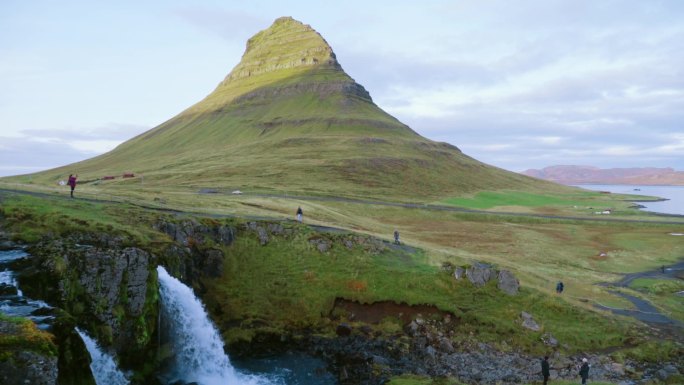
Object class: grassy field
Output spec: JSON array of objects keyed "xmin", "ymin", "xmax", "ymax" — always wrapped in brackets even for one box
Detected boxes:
[{"xmin": 2, "ymin": 190, "xmax": 682, "ymax": 356}]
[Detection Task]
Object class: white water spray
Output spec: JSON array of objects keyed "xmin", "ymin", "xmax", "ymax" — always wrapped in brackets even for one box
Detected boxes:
[
  {"xmin": 157, "ymin": 266, "xmax": 270, "ymax": 385},
  {"xmin": 76, "ymin": 328, "xmax": 129, "ymax": 385}
]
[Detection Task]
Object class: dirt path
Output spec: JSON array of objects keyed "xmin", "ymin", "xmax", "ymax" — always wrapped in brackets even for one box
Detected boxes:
[{"xmin": 595, "ymin": 261, "xmax": 684, "ymax": 334}]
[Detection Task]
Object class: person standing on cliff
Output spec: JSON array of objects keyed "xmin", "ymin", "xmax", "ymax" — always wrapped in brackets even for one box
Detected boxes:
[
  {"xmin": 296, "ymin": 206, "xmax": 303, "ymax": 223},
  {"xmin": 541, "ymin": 356, "xmax": 550, "ymax": 385},
  {"xmin": 579, "ymin": 358, "xmax": 590, "ymax": 385},
  {"xmin": 67, "ymin": 174, "xmax": 78, "ymax": 198}
]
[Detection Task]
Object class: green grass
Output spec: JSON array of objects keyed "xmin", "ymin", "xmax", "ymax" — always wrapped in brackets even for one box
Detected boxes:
[
  {"xmin": 0, "ymin": 314, "xmax": 57, "ymax": 357},
  {"xmin": 0, "ymin": 184, "xmax": 681, "ymax": 360},
  {"xmin": 199, "ymin": 219, "xmax": 635, "ymax": 354},
  {"xmin": 629, "ymin": 278, "xmax": 684, "ymax": 295},
  {"xmin": 440, "ymin": 190, "xmax": 663, "ymax": 216},
  {"xmin": 443, "ymin": 191, "xmax": 594, "ymax": 209},
  {"xmin": 0, "ymin": 192, "xmax": 165, "ymax": 245}
]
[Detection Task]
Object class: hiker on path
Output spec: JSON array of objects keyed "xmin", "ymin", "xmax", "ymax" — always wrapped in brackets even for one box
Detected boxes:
[
  {"xmin": 394, "ymin": 230, "xmax": 400, "ymax": 245},
  {"xmin": 67, "ymin": 174, "xmax": 77, "ymax": 198},
  {"xmin": 555, "ymin": 281, "xmax": 564, "ymax": 294},
  {"xmin": 296, "ymin": 207, "xmax": 303, "ymax": 223},
  {"xmin": 579, "ymin": 358, "xmax": 590, "ymax": 385},
  {"xmin": 541, "ymin": 356, "xmax": 550, "ymax": 385}
]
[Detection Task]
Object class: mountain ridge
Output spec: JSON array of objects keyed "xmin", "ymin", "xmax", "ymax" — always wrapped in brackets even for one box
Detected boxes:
[{"xmin": 523, "ymin": 165, "xmax": 684, "ymax": 185}]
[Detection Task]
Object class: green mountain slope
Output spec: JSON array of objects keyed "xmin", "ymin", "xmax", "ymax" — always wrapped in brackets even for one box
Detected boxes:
[{"xmin": 13, "ymin": 17, "xmax": 566, "ymax": 200}]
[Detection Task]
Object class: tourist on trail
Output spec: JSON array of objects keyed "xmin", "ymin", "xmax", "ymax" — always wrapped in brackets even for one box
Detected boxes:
[
  {"xmin": 579, "ymin": 358, "xmax": 590, "ymax": 385},
  {"xmin": 296, "ymin": 206, "xmax": 303, "ymax": 223},
  {"xmin": 555, "ymin": 281, "xmax": 564, "ymax": 294},
  {"xmin": 394, "ymin": 230, "xmax": 400, "ymax": 245},
  {"xmin": 541, "ymin": 356, "xmax": 550, "ymax": 385},
  {"xmin": 67, "ymin": 174, "xmax": 77, "ymax": 198}
]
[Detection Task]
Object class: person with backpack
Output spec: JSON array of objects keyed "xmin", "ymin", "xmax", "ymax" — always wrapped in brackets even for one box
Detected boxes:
[{"xmin": 556, "ymin": 281, "xmax": 564, "ymax": 294}]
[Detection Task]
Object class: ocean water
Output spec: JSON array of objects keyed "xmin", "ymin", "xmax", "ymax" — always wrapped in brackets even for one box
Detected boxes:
[{"xmin": 575, "ymin": 184, "xmax": 684, "ymax": 215}]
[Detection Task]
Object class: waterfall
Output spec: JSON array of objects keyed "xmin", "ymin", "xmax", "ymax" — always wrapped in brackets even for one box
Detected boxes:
[
  {"xmin": 157, "ymin": 266, "xmax": 270, "ymax": 385},
  {"xmin": 76, "ymin": 328, "xmax": 129, "ymax": 385}
]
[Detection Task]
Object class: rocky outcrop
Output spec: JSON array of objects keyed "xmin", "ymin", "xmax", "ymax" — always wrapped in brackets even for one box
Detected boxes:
[
  {"xmin": 452, "ymin": 262, "xmax": 521, "ymax": 295},
  {"xmin": 289, "ymin": 313, "xmax": 673, "ymax": 385},
  {"xmin": 74, "ymin": 245, "xmax": 150, "ymax": 348},
  {"xmin": 497, "ymin": 270, "xmax": 520, "ymax": 295},
  {"xmin": 0, "ymin": 350, "xmax": 58, "ymax": 385},
  {"xmin": 521, "ymin": 311, "xmax": 541, "ymax": 331},
  {"xmin": 155, "ymin": 219, "xmax": 235, "ymax": 247},
  {"xmin": 17, "ymin": 234, "xmax": 157, "ymax": 362},
  {"xmin": 465, "ymin": 263, "xmax": 493, "ymax": 286}
]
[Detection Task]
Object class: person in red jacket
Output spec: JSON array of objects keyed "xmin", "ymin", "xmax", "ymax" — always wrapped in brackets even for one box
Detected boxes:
[{"xmin": 67, "ymin": 174, "xmax": 77, "ymax": 198}]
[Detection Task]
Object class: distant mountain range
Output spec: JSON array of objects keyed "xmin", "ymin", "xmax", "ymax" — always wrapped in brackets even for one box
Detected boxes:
[{"xmin": 522, "ymin": 165, "xmax": 684, "ymax": 185}]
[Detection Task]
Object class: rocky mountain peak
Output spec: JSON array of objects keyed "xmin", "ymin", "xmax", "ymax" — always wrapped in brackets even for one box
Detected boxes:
[{"xmin": 221, "ymin": 16, "xmax": 340, "ymax": 84}]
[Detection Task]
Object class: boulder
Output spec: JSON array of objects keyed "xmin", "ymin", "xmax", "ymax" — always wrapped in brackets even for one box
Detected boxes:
[
  {"xmin": 256, "ymin": 226, "xmax": 269, "ymax": 245},
  {"xmin": 0, "ymin": 283, "xmax": 18, "ymax": 296},
  {"xmin": 466, "ymin": 263, "xmax": 493, "ymax": 287},
  {"xmin": 438, "ymin": 337, "xmax": 455, "ymax": 353},
  {"xmin": 215, "ymin": 225, "xmax": 235, "ymax": 245},
  {"xmin": 521, "ymin": 311, "xmax": 541, "ymax": 331},
  {"xmin": 336, "ymin": 323, "xmax": 352, "ymax": 336},
  {"xmin": 497, "ymin": 269, "xmax": 520, "ymax": 295},
  {"xmin": 309, "ymin": 238, "xmax": 332, "ymax": 253},
  {"xmin": 453, "ymin": 267, "xmax": 465, "ymax": 280},
  {"xmin": 663, "ymin": 364, "xmax": 680, "ymax": 375},
  {"xmin": 541, "ymin": 332, "xmax": 558, "ymax": 347}
]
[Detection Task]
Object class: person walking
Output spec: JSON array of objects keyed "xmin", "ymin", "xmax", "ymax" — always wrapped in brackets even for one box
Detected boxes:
[
  {"xmin": 556, "ymin": 281, "xmax": 564, "ymax": 294},
  {"xmin": 579, "ymin": 358, "xmax": 590, "ymax": 385},
  {"xmin": 541, "ymin": 356, "xmax": 550, "ymax": 385},
  {"xmin": 296, "ymin": 206, "xmax": 303, "ymax": 223},
  {"xmin": 67, "ymin": 174, "xmax": 77, "ymax": 198},
  {"xmin": 393, "ymin": 230, "xmax": 400, "ymax": 245}
]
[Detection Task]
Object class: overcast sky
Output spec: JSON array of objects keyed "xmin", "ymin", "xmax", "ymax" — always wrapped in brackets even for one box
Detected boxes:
[{"xmin": 2, "ymin": 0, "xmax": 683, "ymax": 177}]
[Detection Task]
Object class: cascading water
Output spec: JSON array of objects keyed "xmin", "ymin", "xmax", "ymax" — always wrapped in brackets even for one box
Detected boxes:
[
  {"xmin": 76, "ymin": 328, "xmax": 129, "ymax": 385},
  {"xmin": 157, "ymin": 266, "xmax": 271, "ymax": 385},
  {"xmin": 0, "ymin": 249, "xmax": 53, "ymax": 329}
]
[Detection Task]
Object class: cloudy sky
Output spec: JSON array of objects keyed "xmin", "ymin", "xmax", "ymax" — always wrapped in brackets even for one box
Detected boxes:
[{"xmin": 2, "ymin": 0, "xmax": 683, "ymax": 177}]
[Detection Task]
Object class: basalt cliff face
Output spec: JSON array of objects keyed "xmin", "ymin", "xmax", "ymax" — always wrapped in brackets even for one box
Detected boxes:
[{"xmin": 15, "ymin": 16, "xmax": 561, "ymax": 199}]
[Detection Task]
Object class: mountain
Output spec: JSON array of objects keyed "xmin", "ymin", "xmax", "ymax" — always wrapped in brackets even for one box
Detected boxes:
[
  {"xmin": 11, "ymin": 17, "xmax": 564, "ymax": 200},
  {"xmin": 523, "ymin": 165, "xmax": 684, "ymax": 185}
]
